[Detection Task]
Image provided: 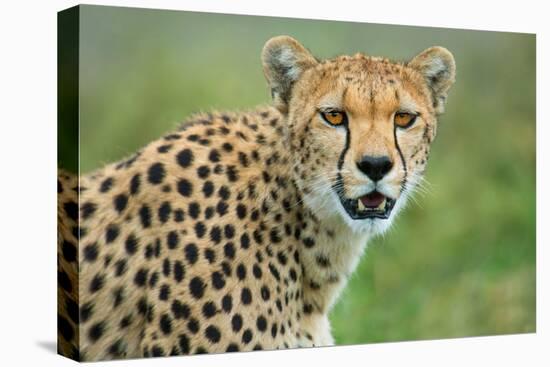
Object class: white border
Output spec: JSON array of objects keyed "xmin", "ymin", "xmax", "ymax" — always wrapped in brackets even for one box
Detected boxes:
[{"xmin": 0, "ymin": 1, "xmax": 547, "ymax": 366}]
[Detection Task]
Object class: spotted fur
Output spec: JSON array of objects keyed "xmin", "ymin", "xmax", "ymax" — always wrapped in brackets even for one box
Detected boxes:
[{"xmin": 57, "ymin": 36, "xmax": 455, "ymax": 361}]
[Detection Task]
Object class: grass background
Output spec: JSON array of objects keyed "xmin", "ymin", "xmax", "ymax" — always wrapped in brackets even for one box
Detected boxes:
[{"xmin": 70, "ymin": 5, "xmax": 536, "ymax": 345}]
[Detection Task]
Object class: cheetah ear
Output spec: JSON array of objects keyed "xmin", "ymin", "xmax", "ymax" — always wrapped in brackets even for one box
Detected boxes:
[
  {"xmin": 408, "ymin": 46, "xmax": 456, "ymax": 114},
  {"xmin": 262, "ymin": 36, "xmax": 318, "ymax": 113}
]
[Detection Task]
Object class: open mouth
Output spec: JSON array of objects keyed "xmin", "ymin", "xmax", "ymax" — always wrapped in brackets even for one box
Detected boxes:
[{"xmin": 339, "ymin": 191, "xmax": 396, "ymax": 220}]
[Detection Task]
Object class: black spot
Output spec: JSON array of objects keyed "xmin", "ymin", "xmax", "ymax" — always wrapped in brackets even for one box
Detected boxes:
[
  {"xmin": 253, "ymin": 230, "xmax": 263, "ymax": 245},
  {"xmin": 238, "ymin": 152, "xmax": 249, "ymax": 167},
  {"xmin": 205, "ymin": 248, "xmax": 216, "ymax": 263},
  {"xmin": 174, "ymin": 209, "xmax": 185, "ymax": 222},
  {"xmin": 216, "ymin": 201, "xmax": 228, "ymax": 216},
  {"xmin": 253, "ymin": 264, "xmax": 262, "ymax": 279},
  {"xmin": 221, "ymin": 261, "xmax": 232, "ymax": 276},
  {"xmin": 202, "ymin": 301, "xmax": 217, "ymax": 318},
  {"xmin": 289, "ymin": 268, "xmax": 298, "ymax": 282},
  {"xmin": 83, "ymin": 243, "xmax": 98, "ymax": 262},
  {"xmin": 139, "ymin": 205, "xmax": 152, "ymax": 228},
  {"xmin": 188, "ymin": 202, "xmax": 200, "ymax": 219},
  {"xmin": 125, "ymin": 233, "xmax": 138, "ymax": 255},
  {"xmin": 197, "ymin": 165, "xmax": 210, "ymax": 179},
  {"xmin": 165, "ymin": 133, "xmax": 181, "ymax": 141},
  {"xmin": 271, "ymin": 323, "xmax": 278, "ymax": 338},
  {"xmin": 208, "ymin": 149, "xmax": 220, "ymax": 163},
  {"xmin": 176, "ymin": 149, "xmax": 194, "ymax": 168},
  {"xmin": 63, "ymin": 201, "xmax": 78, "ymax": 221},
  {"xmin": 226, "ymin": 344, "xmax": 239, "ymax": 352},
  {"xmin": 204, "ymin": 325, "xmax": 221, "ymax": 343},
  {"xmin": 144, "ymin": 244, "xmax": 153, "ymax": 259},
  {"xmin": 152, "ymin": 346, "xmax": 165, "ymax": 357},
  {"xmin": 240, "ymin": 233, "xmax": 250, "ymax": 249},
  {"xmin": 137, "ymin": 297, "xmax": 148, "ymax": 316},
  {"xmin": 65, "ymin": 297, "xmax": 78, "ymax": 324},
  {"xmin": 218, "ymin": 186, "xmax": 230, "ymax": 200},
  {"xmin": 270, "ymin": 229, "xmax": 282, "ymax": 243},
  {"xmin": 89, "ymin": 273, "xmax": 105, "ymax": 293},
  {"xmin": 256, "ymin": 316, "xmax": 267, "ymax": 332},
  {"xmin": 160, "ymin": 314, "xmax": 173, "ymax": 335},
  {"xmin": 99, "ymin": 177, "xmax": 114, "ymax": 193},
  {"xmin": 119, "ymin": 315, "xmax": 132, "ymax": 329},
  {"xmin": 277, "ymin": 252, "xmax": 288, "ymax": 266},
  {"xmin": 149, "ymin": 271, "xmax": 159, "ymax": 287},
  {"xmin": 113, "ymin": 287, "xmax": 124, "ymax": 308},
  {"xmin": 231, "ymin": 314, "xmax": 243, "ymax": 332},
  {"xmin": 57, "ymin": 179, "xmax": 63, "ymax": 193},
  {"xmin": 172, "ymin": 300, "xmax": 190, "ymax": 319},
  {"xmin": 167, "ymin": 231, "xmax": 180, "ymax": 249},
  {"xmin": 157, "ymin": 144, "xmax": 172, "ymax": 153},
  {"xmin": 174, "ymin": 260, "xmax": 185, "ymax": 282},
  {"xmin": 241, "ymin": 288, "xmax": 252, "ymax": 305},
  {"xmin": 189, "ymin": 276, "xmax": 205, "ymax": 299},
  {"xmin": 187, "ymin": 318, "xmax": 200, "ymax": 334},
  {"xmin": 134, "ymin": 268, "xmax": 148, "ymax": 287},
  {"xmin": 211, "ymin": 271, "xmax": 225, "ymax": 289},
  {"xmin": 224, "ymin": 242, "xmax": 236, "ymax": 259},
  {"xmin": 184, "ymin": 243, "xmax": 198, "ymax": 264},
  {"xmin": 303, "ymin": 237, "xmax": 315, "ymax": 248},
  {"xmin": 81, "ymin": 202, "xmax": 97, "ymax": 219},
  {"xmin": 130, "ymin": 174, "xmax": 141, "ymax": 195},
  {"xmin": 261, "ymin": 286, "xmax": 270, "ymax": 301},
  {"xmin": 222, "ymin": 142, "xmax": 233, "ymax": 152},
  {"xmin": 210, "ymin": 226, "xmax": 222, "ymax": 244},
  {"xmin": 179, "ymin": 334, "xmax": 190, "ymax": 354},
  {"xmin": 80, "ymin": 302, "xmax": 94, "ymax": 323},
  {"xmin": 57, "ymin": 314, "xmax": 74, "ymax": 341},
  {"xmin": 158, "ymin": 201, "xmax": 172, "ymax": 223},
  {"xmin": 105, "ymin": 224, "xmax": 119, "ymax": 243},
  {"xmin": 194, "ymin": 222, "xmax": 206, "ymax": 238},
  {"xmin": 316, "ymin": 255, "xmax": 330, "ymax": 267},
  {"xmin": 159, "ymin": 284, "xmax": 171, "ymax": 301},
  {"xmin": 303, "ymin": 304, "xmax": 313, "ymax": 314},
  {"xmin": 224, "ymin": 224, "xmax": 235, "ymax": 239},
  {"xmin": 236, "ymin": 204, "xmax": 247, "ymax": 219},
  {"xmin": 242, "ymin": 329, "xmax": 253, "ymax": 344},
  {"xmin": 236, "ymin": 263, "xmax": 246, "ymax": 280},
  {"xmin": 177, "ymin": 179, "xmax": 193, "ymax": 197},
  {"xmin": 113, "ymin": 194, "xmax": 128, "ymax": 213},
  {"xmin": 226, "ymin": 165, "xmax": 239, "ymax": 182},
  {"xmin": 162, "ymin": 258, "xmax": 171, "ymax": 276},
  {"xmin": 88, "ymin": 321, "xmax": 105, "ymax": 342},
  {"xmin": 221, "ymin": 294, "xmax": 232, "ymax": 313},
  {"xmin": 269, "ymin": 263, "xmax": 280, "ymax": 281},
  {"xmin": 202, "ymin": 181, "xmax": 214, "ymax": 198},
  {"xmin": 62, "ymin": 240, "xmax": 77, "ymax": 262},
  {"xmin": 204, "ymin": 206, "xmax": 215, "ymax": 219}
]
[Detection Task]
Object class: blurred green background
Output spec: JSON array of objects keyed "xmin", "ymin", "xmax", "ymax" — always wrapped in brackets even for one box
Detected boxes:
[{"xmin": 73, "ymin": 5, "xmax": 536, "ymax": 344}]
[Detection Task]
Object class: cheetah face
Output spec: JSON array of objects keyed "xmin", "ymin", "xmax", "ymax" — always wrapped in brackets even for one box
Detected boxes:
[{"xmin": 263, "ymin": 36, "xmax": 455, "ymax": 233}]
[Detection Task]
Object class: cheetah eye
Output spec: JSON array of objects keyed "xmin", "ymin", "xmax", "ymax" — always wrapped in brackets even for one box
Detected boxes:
[
  {"xmin": 320, "ymin": 110, "xmax": 347, "ymax": 126},
  {"xmin": 394, "ymin": 112, "xmax": 418, "ymax": 129}
]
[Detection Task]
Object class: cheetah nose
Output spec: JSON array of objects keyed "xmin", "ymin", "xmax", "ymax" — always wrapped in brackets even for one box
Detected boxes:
[{"xmin": 356, "ymin": 155, "xmax": 393, "ymax": 182}]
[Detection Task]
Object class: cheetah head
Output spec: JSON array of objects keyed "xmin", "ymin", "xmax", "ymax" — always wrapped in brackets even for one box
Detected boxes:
[{"xmin": 262, "ymin": 36, "xmax": 455, "ymax": 234}]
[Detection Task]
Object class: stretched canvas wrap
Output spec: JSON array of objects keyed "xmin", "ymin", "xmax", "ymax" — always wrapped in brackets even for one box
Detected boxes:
[{"xmin": 57, "ymin": 5, "xmax": 536, "ymax": 362}]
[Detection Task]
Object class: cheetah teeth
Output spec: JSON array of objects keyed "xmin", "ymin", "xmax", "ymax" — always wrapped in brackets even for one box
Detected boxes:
[{"xmin": 357, "ymin": 198, "xmax": 386, "ymax": 211}]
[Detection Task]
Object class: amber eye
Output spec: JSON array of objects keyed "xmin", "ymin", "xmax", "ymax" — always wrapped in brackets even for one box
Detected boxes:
[
  {"xmin": 394, "ymin": 112, "xmax": 417, "ymax": 128},
  {"xmin": 320, "ymin": 110, "xmax": 347, "ymax": 126}
]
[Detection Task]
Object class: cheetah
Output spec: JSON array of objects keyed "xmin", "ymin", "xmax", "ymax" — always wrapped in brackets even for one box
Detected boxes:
[{"xmin": 57, "ymin": 35, "xmax": 455, "ymax": 361}]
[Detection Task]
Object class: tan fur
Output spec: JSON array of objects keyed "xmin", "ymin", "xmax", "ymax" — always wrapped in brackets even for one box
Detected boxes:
[{"xmin": 57, "ymin": 36, "xmax": 455, "ymax": 361}]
